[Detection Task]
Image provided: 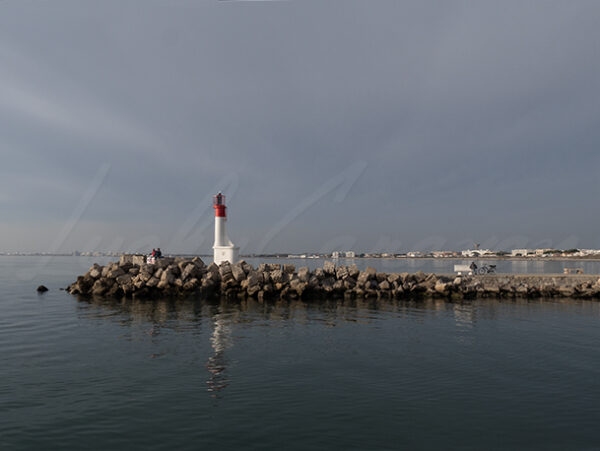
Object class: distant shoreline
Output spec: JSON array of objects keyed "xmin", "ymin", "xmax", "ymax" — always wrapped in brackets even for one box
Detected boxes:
[{"xmin": 2, "ymin": 254, "xmax": 600, "ymax": 263}]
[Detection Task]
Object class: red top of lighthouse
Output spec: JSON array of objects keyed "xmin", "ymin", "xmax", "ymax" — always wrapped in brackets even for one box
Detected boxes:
[{"xmin": 213, "ymin": 193, "xmax": 226, "ymax": 217}]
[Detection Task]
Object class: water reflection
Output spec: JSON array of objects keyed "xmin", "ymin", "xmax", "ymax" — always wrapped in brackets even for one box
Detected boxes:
[
  {"xmin": 75, "ymin": 295, "xmax": 600, "ymax": 330},
  {"xmin": 206, "ymin": 309, "xmax": 232, "ymax": 397},
  {"xmin": 74, "ymin": 295, "xmax": 600, "ymax": 398}
]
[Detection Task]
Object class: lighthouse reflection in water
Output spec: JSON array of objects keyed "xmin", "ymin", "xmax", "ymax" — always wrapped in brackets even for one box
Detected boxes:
[{"xmin": 206, "ymin": 309, "xmax": 233, "ymax": 397}]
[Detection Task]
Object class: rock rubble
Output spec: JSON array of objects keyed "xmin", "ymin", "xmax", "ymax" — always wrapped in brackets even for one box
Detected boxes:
[{"xmin": 66, "ymin": 257, "xmax": 600, "ymax": 301}]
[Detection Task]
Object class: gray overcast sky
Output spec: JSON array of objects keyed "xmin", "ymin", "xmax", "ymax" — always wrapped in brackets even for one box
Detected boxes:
[{"xmin": 1, "ymin": 0, "xmax": 599, "ymax": 254}]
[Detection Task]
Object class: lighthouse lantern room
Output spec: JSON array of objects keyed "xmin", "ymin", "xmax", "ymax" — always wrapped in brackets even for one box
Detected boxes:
[{"xmin": 213, "ymin": 193, "xmax": 239, "ymax": 265}]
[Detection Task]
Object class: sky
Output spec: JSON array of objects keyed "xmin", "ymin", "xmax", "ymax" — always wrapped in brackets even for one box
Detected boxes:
[{"xmin": 0, "ymin": 0, "xmax": 599, "ymax": 254}]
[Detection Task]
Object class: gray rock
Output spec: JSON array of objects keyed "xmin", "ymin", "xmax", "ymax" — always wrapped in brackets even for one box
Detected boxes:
[
  {"xmin": 241, "ymin": 261, "xmax": 253, "ymax": 274},
  {"xmin": 119, "ymin": 254, "xmax": 134, "ymax": 266},
  {"xmin": 297, "ymin": 267, "xmax": 310, "ymax": 282},
  {"xmin": 434, "ymin": 281, "xmax": 448, "ymax": 293},
  {"xmin": 332, "ymin": 280, "xmax": 344, "ymax": 291},
  {"xmin": 323, "ymin": 261, "xmax": 336, "ymax": 276},
  {"xmin": 181, "ymin": 264, "xmax": 200, "ymax": 282},
  {"xmin": 91, "ymin": 278, "xmax": 113, "ymax": 295},
  {"xmin": 183, "ymin": 278, "xmax": 200, "ymax": 291},
  {"xmin": 132, "ymin": 255, "xmax": 146, "ymax": 266},
  {"xmin": 270, "ymin": 269, "xmax": 284, "ymax": 284},
  {"xmin": 116, "ymin": 274, "xmax": 133, "ymax": 286},
  {"xmin": 290, "ymin": 278, "xmax": 307, "ymax": 296},
  {"xmin": 219, "ymin": 262, "xmax": 233, "ymax": 280},
  {"xmin": 128, "ymin": 267, "xmax": 140, "ymax": 276},
  {"xmin": 166, "ymin": 264, "xmax": 181, "ymax": 277},
  {"xmin": 376, "ymin": 272, "xmax": 387, "ymax": 283},
  {"xmin": 357, "ymin": 271, "xmax": 370, "ymax": 286},
  {"xmin": 160, "ymin": 269, "xmax": 175, "ymax": 286},
  {"xmin": 335, "ymin": 265, "xmax": 349, "ymax": 280},
  {"xmin": 192, "ymin": 257, "xmax": 206, "ymax": 268},
  {"xmin": 106, "ymin": 267, "xmax": 125, "ymax": 279},
  {"xmin": 247, "ymin": 270, "xmax": 262, "ymax": 287},
  {"xmin": 231, "ymin": 263, "xmax": 246, "ymax": 282}
]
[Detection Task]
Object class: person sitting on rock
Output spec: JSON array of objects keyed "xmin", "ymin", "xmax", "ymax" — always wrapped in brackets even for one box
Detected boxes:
[
  {"xmin": 151, "ymin": 248, "xmax": 156, "ymax": 257},
  {"xmin": 156, "ymin": 248, "xmax": 162, "ymax": 258}
]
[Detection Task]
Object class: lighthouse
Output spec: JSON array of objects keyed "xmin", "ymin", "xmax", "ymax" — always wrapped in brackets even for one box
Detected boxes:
[{"xmin": 213, "ymin": 192, "xmax": 239, "ymax": 265}]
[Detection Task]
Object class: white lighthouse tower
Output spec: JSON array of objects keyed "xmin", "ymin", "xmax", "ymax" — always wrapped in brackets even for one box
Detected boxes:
[{"xmin": 213, "ymin": 192, "xmax": 239, "ymax": 265}]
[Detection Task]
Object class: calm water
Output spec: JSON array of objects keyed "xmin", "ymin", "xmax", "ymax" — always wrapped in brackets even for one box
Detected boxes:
[{"xmin": 2, "ymin": 256, "xmax": 600, "ymax": 450}]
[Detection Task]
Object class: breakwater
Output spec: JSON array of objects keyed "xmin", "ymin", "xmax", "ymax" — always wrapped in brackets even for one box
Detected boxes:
[{"xmin": 65, "ymin": 256, "xmax": 600, "ymax": 301}]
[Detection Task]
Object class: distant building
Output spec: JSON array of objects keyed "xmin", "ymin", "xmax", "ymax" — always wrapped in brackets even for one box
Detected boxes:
[
  {"xmin": 462, "ymin": 249, "xmax": 494, "ymax": 257},
  {"xmin": 332, "ymin": 251, "xmax": 355, "ymax": 258},
  {"xmin": 432, "ymin": 251, "xmax": 458, "ymax": 258},
  {"xmin": 511, "ymin": 249, "xmax": 535, "ymax": 257}
]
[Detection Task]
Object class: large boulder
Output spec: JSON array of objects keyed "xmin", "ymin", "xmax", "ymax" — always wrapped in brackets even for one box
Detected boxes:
[
  {"xmin": 290, "ymin": 278, "xmax": 308, "ymax": 296},
  {"xmin": 91, "ymin": 278, "xmax": 114, "ymax": 296},
  {"xmin": 321, "ymin": 277, "xmax": 335, "ymax": 292},
  {"xmin": 379, "ymin": 280, "xmax": 391, "ymax": 291},
  {"xmin": 231, "ymin": 263, "xmax": 247, "ymax": 282},
  {"xmin": 297, "ymin": 267, "xmax": 311, "ymax": 282},
  {"xmin": 323, "ymin": 261, "xmax": 336, "ymax": 276},
  {"xmin": 376, "ymin": 272, "xmax": 388, "ymax": 283},
  {"xmin": 240, "ymin": 261, "xmax": 253, "ymax": 274},
  {"xmin": 116, "ymin": 274, "xmax": 133, "ymax": 286},
  {"xmin": 155, "ymin": 257, "xmax": 175, "ymax": 269},
  {"xmin": 270, "ymin": 269, "xmax": 284, "ymax": 284},
  {"xmin": 434, "ymin": 281, "xmax": 448, "ymax": 294},
  {"xmin": 219, "ymin": 262, "xmax": 233, "ymax": 280},
  {"xmin": 88, "ymin": 264, "xmax": 102, "ymax": 279},
  {"xmin": 132, "ymin": 255, "xmax": 146, "ymax": 266},
  {"xmin": 387, "ymin": 273, "xmax": 401, "ymax": 284},
  {"xmin": 259, "ymin": 263, "xmax": 280, "ymax": 272},
  {"xmin": 183, "ymin": 278, "xmax": 200, "ymax": 291},
  {"xmin": 119, "ymin": 254, "xmax": 134, "ymax": 266},
  {"xmin": 314, "ymin": 268, "xmax": 325, "ymax": 279},
  {"xmin": 283, "ymin": 264, "xmax": 295, "ymax": 274},
  {"xmin": 191, "ymin": 256, "xmax": 205, "ymax": 266},
  {"xmin": 139, "ymin": 264, "xmax": 154, "ymax": 279},
  {"xmin": 181, "ymin": 263, "xmax": 201, "ymax": 282},
  {"xmin": 308, "ymin": 276, "xmax": 320, "ymax": 289},
  {"xmin": 357, "ymin": 271, "xmax": 370, "ymax": 286},
  {"xmin": 128, "ymin": 266, "xmax": 140, "ymax": 276},
  {"xmin": 73, "ymin": 275, "xmax": 95, "ymax": 294},
  {"xmin": 166, "ymin": 264, "xmax": 181, "ymax": 277},
  {"xmin": 332, "ymin": 280, "xmax": 344, "ymax": 292},
  {"xmin": 159, "ymin": 269, "xmax": 175, "ymax": 286},
  {"xmin": 106, "ymin": 267, "xmax": 125, "ymax": 279},
  {"xmin": 335, "ymin": 265, "xmax": 349, "ymax": 280},
  {"xmin": 101, "ymin": 263, "xmax": 115, "ymax": 278}
]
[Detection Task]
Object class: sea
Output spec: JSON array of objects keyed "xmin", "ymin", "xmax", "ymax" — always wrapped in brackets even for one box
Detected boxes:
[{"xmin": 1, "ymin": 256, "xmax": 600, "ymax": 450}]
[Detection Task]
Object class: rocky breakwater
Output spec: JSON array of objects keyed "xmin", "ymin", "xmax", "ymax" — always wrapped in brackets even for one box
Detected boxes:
[{"xmin": 67, "ymin": 257, "xmax": 600, "ymax": 301}]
